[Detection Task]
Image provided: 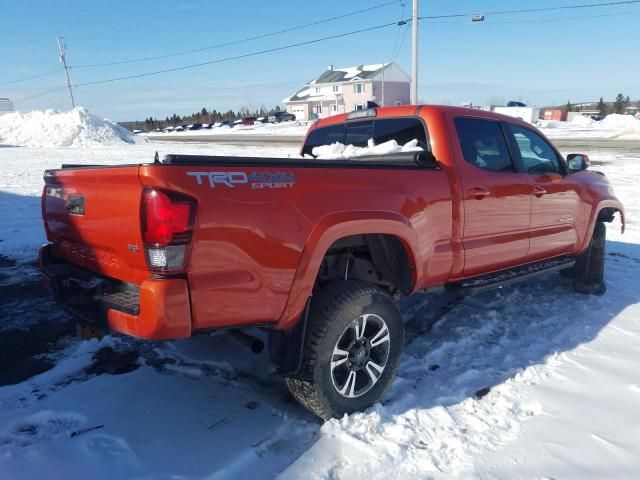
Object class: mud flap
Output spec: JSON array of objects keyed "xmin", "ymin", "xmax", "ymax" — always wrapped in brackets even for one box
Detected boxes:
[{"xmin": 573, "ymin": 222, "xmax": 606, "ymax": 295}]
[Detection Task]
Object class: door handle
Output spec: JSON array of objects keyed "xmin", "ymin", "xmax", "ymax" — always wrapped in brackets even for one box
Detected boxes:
[
  {"xmin": 468, "ymin": 187, "xmax": 490, "ymax": 200},
  {"xmin": 531, "ymin": 185, "xmax": 547, "ymax": 197}
]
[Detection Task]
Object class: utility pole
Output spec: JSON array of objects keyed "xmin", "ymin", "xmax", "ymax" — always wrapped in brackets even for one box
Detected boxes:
[
  {"xmin": 57, "ymin": 36, "xmax": 76, "ymax": 108},
  {"xmin": 411, "ymin": 0, "xmax": 419, "ymax": 105}
]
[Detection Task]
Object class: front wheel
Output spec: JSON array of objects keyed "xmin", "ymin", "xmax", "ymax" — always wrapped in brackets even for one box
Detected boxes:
[
  {"xmin": 573, "ymin": 221, "xmax": 607, "ymax": 295},
  {"xmin": 285, "ymin": 281, "xmax": 404, "ymax": 420}
]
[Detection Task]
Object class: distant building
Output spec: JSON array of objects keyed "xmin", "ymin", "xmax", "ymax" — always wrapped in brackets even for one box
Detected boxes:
[
  {"xmin": 541, "ymin": 109, "xmax": 567, "ymax": 121},
  {"xmin": 0, "ymin": 98, "xmax": 13, "ymax": 115},
  {"xmin": 283, "ymin": 63, "xmax": 410, "ymax": 121}
]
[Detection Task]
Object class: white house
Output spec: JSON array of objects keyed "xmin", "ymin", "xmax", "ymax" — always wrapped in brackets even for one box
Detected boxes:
[{"xmin": 283, "ymin": 63, "xmax": 411, "ymax": 121}]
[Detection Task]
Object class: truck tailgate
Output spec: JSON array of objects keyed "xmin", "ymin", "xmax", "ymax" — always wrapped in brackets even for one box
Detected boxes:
[{"xmin": 43, "ymin": 165, "xmax": 149, "ymax": 285}]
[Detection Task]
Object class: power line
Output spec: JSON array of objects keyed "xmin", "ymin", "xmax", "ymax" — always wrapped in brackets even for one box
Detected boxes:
[
  {"xmin": 392, "ymin": 21, "xmax": 411, "ymax": 62},
  {"xmin": 418, "ymin": 0, "xmax": 640, "ymax": 20},
  {"xmin": 481, "ymin": 10, "xmax": 631, "ymax": 24},
  {"xmin": 71, "ymin": 0, "xmax": 401, "ymax": 69},
  {"xmin": 389, "ymin": 1, "xmax": 407, "ymax": 61},
  {"xmin": 13, "ymin": 86, "xmax": 68, "ymax": 104},
  {"xmin": 72, "ymin": 21, "xmax": 402, "ymax": 88},
  {"xmin": 12, "ymin": 0, "xmax": 640, "ymax": 104},
  {"xmin": 0, "ymin": 68, "xmax": 61, "ymax": 86}
]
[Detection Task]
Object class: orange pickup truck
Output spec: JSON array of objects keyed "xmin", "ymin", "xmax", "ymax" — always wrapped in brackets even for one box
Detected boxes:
[{"xmin": 40, "ymin": 105, "xmax": 624, "ymax": 419}]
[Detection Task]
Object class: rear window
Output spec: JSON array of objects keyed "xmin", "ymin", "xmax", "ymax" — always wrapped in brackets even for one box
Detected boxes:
[
  {"xmin": 302, "ymin": 117, "xmax": 427, "ymax": 157},
  {"xmin": 454, "ymin": 117, "xmax": 514, "ymax": 172}
]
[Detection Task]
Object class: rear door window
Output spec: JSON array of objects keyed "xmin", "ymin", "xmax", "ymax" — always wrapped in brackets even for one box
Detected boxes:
[{"xmin": 454, "ymin": 118, "xmax": 515, "ymax": 172}]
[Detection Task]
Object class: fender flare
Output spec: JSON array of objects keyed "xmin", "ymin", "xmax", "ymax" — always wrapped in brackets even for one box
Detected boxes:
[
  {"xmin": 276, "ymin": 210, "xmax": 421, "ymax": 329},
  {"xmin": 579, "ymin": 198, "xmax": 625, "ymax": 253}
]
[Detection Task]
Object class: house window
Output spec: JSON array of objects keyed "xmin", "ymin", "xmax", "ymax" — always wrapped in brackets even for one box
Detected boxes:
[
  {"xmin": 315, "ymin": 104, "xmax": 322, "ymax": 114},
  {"xmin": 331, "ymin": 104, "xmax": 338, "ymax": 112},
  {"xmin": 332, "ymin": 85, "xmax": 339, "ymax": 93},
  {"xmin": 354, "ymin": 103, "xmax": 365, "ymax": 111},
  {"xmin": 353, "ymin": 83, "xmax": 364, "ymax": 94},
  {"xmin": 315, "ymin": 87, "xmax": 320, "ymax": 94}
]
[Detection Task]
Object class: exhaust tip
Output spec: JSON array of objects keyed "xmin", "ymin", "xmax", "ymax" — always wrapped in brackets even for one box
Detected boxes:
[{"xmin": 228, "ymin": 330, "xmax": 264, "ymax": 354}]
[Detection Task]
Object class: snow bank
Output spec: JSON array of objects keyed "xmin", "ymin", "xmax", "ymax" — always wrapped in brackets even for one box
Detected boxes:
[
  {"xmin": 539, "ymin": 113, "xmax": 640, "ymax": 140},
  {"xmin": 570, "ymin": 115, "xmax": 595, "ymax": 127},
  {"xmin": 312, "ymin": 138, "xmax": 423, "ymax": 159},
  {"xmin": 0, "ymin": 107, "xmax": 141, "ymax": 147}
]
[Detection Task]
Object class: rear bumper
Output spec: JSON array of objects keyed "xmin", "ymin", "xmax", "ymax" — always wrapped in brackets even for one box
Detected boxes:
[{"xmin": 39, "ymin": 244, "xmax": 192, "ymax": 340}]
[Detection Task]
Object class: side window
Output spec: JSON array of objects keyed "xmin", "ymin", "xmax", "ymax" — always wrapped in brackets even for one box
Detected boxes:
[
  {"xmin": 508, "ymin": 125, "xmax": 562, "ymax": 174},
  {"xmin": 454, "ymin": 118, "xmax": 515, "ymax": 172},
  {"xmin": 373, "ymin": 118, "xmax": 427, "ymax": 147},
  {"xmin": 345, "ymin": 121, "xmax": 373, "ymax": 147},
  {"xmin": 301, "ymin": 124, "xmax": 345, "ymax": 156}
]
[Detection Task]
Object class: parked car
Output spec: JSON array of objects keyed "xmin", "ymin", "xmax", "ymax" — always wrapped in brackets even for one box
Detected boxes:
[
  {"xmin": 186, "ymin": 123, "xmax": 202, "ymax": 131},
  {"xmin": 39, "ymin": 105, "xmax": 624, "ymax": 420},
  {"xmin": 268, "ymin": 111, "xmax": 296, "ymax": 123},
  {"xmin": 241, "ymin": 117, "xmax": 257, "ymax": 126}
]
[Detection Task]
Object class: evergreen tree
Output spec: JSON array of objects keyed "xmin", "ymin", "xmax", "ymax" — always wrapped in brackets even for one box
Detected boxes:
[
  {"xmin": 613, "ymin": 93, "xmax": 627, "ymax": 114},
  {"xmin": 597, "ymin": 97, "xmax": 608, "ymax": 115},
  {"xmin": 565, "ymin": 100, "xmax": 573, "ymax": 113}
]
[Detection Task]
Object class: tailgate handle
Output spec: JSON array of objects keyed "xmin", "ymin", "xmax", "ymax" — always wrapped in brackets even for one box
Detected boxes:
[{"xmin": 65, "ymin": 195, "xmax": 85, "ymax": 215}]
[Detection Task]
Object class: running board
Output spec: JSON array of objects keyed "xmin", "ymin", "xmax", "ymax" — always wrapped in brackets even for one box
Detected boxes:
[{"xmin": 446, "ymin": 256, "xmax": 576, "ymax": 297}]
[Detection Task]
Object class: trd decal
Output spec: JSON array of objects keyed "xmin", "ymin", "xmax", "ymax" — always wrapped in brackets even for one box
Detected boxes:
[{"xmin": 187, "ymin": 171, "xmax": 295, "ymax": 189}]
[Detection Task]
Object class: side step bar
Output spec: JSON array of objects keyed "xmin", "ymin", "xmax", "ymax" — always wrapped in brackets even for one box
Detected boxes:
[{"xmin": 446, "ymin": 256, "xmax": 576, "ymax": 297}]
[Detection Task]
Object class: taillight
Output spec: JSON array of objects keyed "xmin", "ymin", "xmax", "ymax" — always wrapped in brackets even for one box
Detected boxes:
[
  {"xmin": 41, "ymin": 185, "xmax": 50, "ymax": 239},
  {"xmin": 141, "ymin": 188, "xmax": 196, "ymax": 274}
]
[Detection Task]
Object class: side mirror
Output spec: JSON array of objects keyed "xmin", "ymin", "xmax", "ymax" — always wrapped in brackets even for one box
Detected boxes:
[{"xmin": 567, "ymin": 153, "xmax": 590, "ymax": 173}]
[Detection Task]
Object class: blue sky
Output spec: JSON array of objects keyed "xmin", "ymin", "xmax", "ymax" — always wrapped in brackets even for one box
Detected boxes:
[{"xmin": 1, "ymin": 0, "xmax": 639, "ymax": 120}]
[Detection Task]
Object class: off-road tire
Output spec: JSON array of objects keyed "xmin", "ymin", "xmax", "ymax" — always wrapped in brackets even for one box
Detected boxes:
[
  {"xmin": 572, "ymin": 221, "xmax": 607, "ymax": 295},
  {"xmin": 285, "ymin": 281, "xmax": 404, "ymax": 420}
]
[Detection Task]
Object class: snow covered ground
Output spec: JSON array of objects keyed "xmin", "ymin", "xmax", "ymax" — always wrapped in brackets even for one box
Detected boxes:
[
  {"xmin": 0, "ymin": 139, "xmax": 639, "ymax": 479},
  {"xmin": 538, "ymin": 114, "xmax": 640, "ymax": 140}
]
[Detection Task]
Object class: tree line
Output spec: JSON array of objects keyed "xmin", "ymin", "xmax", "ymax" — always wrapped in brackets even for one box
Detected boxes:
[
  {"xmin": 121, "ymin": 105, "xmax": 283, "ymax": 131},
  {"xmin": 565, "ymin": 93, "xmax": 638, "ymax": 115}
]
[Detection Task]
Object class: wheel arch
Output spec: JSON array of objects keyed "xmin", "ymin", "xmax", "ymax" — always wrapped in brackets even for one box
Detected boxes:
[
  {"xmin": 579, "ymin": 198, "xmax": 625, "ymax": 253},
  {"xmin": 276, "ymin": 211, "xmax": 421, "ymax": 330}
]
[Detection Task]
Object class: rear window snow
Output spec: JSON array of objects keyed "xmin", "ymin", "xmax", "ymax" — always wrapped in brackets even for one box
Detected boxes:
[{"xmin": 312, "ymin": 138, "xmax": 423, "ymax": 159}]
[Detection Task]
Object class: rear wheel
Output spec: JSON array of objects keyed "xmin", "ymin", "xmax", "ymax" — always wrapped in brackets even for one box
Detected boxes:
[{"xmin": 285, "ymin": 281, "xmax": 404, "ymax": 420}]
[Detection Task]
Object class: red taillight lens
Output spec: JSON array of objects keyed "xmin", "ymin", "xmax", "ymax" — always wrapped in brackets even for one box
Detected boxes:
[
  {"xmin": 141, "ymin": 189, "xmax": 194, "ymax": 246},
  {"xmin": 141, "ymin": 188, "xmax": 196, "ymax": 274}
]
